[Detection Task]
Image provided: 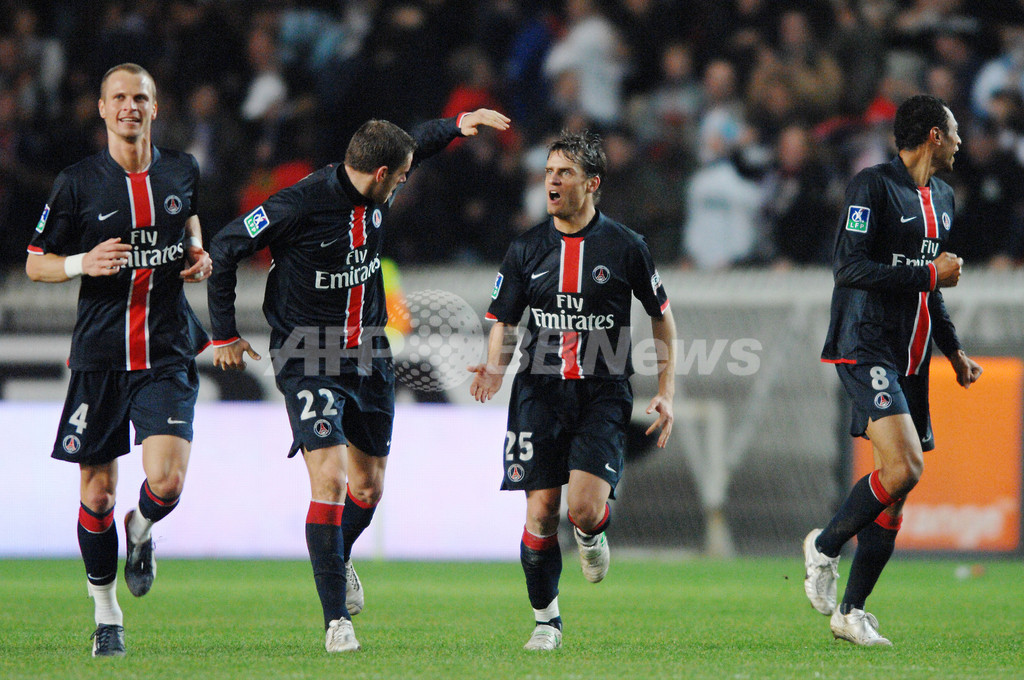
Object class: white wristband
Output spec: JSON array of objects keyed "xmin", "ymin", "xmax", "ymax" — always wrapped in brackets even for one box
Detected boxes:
[
  {"xmin": 188, "ymin": 236, "xmax": 203, "ymax": 249},
  {"xmin": 64, "ymin": 253, "xmax": 85, "ymax": 278}
]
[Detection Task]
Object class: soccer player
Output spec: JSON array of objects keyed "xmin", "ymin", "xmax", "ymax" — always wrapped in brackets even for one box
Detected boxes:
[
  {"xmin": 805, "ymin": 94, "xmax": 982, "ymax": 646},
  {"xmin": 468, "ymin": 130, "xmax": 676, "ymax": 651},
  {"xmin": 25, "ymin": 63, "xmax": 212, "ymax": 657},
  {"xmin": 207, "ymin": 109, "xmax": 510, "ymax": 653}
]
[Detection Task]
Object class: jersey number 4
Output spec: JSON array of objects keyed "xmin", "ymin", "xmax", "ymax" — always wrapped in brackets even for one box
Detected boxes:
[{"xmin": 69, "ymin": 403, "xmax": 89, "ymax": 434}]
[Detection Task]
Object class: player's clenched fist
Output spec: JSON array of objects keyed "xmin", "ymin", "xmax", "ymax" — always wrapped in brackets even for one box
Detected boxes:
[{"xmin": 932, "ymin": 251, "xmax": 962, "ymax": 288}]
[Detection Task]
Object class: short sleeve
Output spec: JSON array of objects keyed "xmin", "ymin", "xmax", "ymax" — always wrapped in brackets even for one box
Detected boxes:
[
  {"xmin": 27, "ymin": 172, "xmax": 77, "ymax": 256},
  {"xmin": 626, "ymin": 237, "xmax": 669, "ymax": 318},
  {"xmin": 485, "ymin": 240, "xmax": 529, "ymax": 324}
]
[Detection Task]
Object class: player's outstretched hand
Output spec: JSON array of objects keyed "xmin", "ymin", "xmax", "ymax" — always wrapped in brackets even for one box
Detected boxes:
[
  {"xmin": 645, "ymin": 394, "xmax": 674, "ymax": 448},
  {"xmin": 213, "ymin": 338, "xmax": 262, "ymax": 371},
  {"xmin": 181, "ymin": 244, "xmax": 213, "ymax": 283},
  {"xmin": 951, "ymin": 349, "xmax": 982, "ymax": 389},
  {"xmin": 932, "ymin": 251, "xmax": 963, "ymax": 288},
  {"xmin": 467, "ymin": 363, "xmax": 504, "ymax": 402},
  {"xmin": 84, "ymin": 238, "xmax": 133, "ymax": 276},
  {"xmin": 459, "ymin": 109, "xmax": 511, "ymax": 136}
]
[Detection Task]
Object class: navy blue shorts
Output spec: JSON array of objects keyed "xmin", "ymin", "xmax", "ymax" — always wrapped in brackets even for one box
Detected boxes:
[
  {"xmin": 275, "ymin": 357, "xmax": 395, "ymax": 458},
  {"xmin": 52, "ymin": 361, "xmax": 200, "ymax": 465},
  {"xmin": 836, "ymin": 362, "xmax": 934, "ymax": 452},
  {"xmin": 501, "ymin": 374, "xmax": 632, "ymax": 497}
]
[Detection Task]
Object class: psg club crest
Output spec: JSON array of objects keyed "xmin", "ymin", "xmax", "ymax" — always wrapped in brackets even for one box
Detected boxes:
[
  {"xmin": 372, "ymin": 208, "xmax": 383, "ymax": 228},
  {"xmin": 507, "ymin": 464, "xmax": 525, "ymax": 482},
  {"xmin": 942, "ymin": 212, "xmax": 951, "ymax": 230},
  {"xmin": 592, "ymin": 265, "xmax": 610, "ymax": 284},
  {"xmin": 313, "ymin": 419, "xmax": 332, "ymax": 438},
  {"xmin": 62, "ymin": 434, "xmax": 81, "ymax": 454},
  {"xmin": 164, "ymin": 195, "xmax": 183, "ymax": 215},
  {"xmin": 874, "ymin": 392, "xmax": 893, "ymax": 410}
]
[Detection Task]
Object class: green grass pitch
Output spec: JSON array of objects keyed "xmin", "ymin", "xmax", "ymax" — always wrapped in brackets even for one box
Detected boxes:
[{"xmin": 1, "ymin": 557, "xmax": 1021, "ymax": 679}]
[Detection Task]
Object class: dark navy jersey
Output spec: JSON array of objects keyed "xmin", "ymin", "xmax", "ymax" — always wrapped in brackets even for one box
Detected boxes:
[
  {"xmin": 28, "ymin": 147, "xmax": 209, "ymax": 371},
  {"xmin": 486, "ymin": 211, "xmax": 669, "ymax": 380},
  {"xmin": 208, "ymin": 117, "xmax": 465, "ymax": 358},
  {"xmin": 822, "ymin": 156, "xmax": 961, "ymax": 375}
]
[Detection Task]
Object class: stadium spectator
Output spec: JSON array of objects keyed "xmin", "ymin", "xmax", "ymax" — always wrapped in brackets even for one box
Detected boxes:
[
  {"xmin": 24, "ymin": 63, "xmax": 212, "ymax": 657},
  {"xmin": 696, "ymin": 58, "xmax": 754, "ymax": 166},
  {"xmin": 947, "ymin": 121, "xmax": 1024, "ymax": 267},
  {"xmin": 470, "ymin": 129, "xmax": 675, "ymax": 651},
  {"xmin": 681, "ymin": 151, "xmax": 762, "ymax": 269},
  {"xmin": 762, "ymin": 123, "xmax": 841, "ymax": 267},
  {"xmin": 542, "ymin": 0, "xmax": 626, "ymax": 126}
]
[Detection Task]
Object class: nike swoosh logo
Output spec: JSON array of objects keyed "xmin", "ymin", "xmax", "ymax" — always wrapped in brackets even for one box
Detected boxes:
[
  {"xmin": 320, "ymin": 239, "xmax": 339, "ymax": 248},
  {"xmin": 531, "ymin": 270, "xmax": 549, "ymax": 280},
  {"xmin": 98, "ymin": 211, "xmax": 119, "ymax": 221},
  {"xmin": 167, "ymin": 417, "xmax": 187, "ymax": 425},
  {"xmin": 605, "ymin": 463, "xmax": 617, "ymax": 474},
  {"xmin": 900, "ymin": 216, "xmax": 917, "ymax": 223}
]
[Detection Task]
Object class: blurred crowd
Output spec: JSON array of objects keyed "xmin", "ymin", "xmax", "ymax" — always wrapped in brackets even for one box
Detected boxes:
[{"xmin": 2, "ymin": 0, "xmax": 1024, "ymax": 274}]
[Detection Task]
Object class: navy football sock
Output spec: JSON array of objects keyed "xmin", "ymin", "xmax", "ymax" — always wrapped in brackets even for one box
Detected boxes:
[
  {"xmin": 520, "ymin": 528, "xmax": 562, "ymax": 611},
  {"xmin": 341, "ymin": 485, "xmax": 377, "ymax": 562},
  {"xmin": 138, "ymin": 479, "xmax": 180, "ymax": 523},
  {"xmin": 78, "ymin": 504, "xmax": 118, "ymax": 586},
  {"xmin": 840, "ymin": 514, "xmax": 900, "ymax": 613},
  {"xmin": 816, "ymin": 471, "xmax": 895, "ymax": 558},
  {"xmin": 306, "ymin": 500, "xmax": 348, "ymax": 628}
]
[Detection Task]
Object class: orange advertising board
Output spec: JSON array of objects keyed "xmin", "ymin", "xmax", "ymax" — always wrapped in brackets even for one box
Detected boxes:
[{"xmin": 853, "ymin": 357, "xmax": 1023, "ymax": 552}]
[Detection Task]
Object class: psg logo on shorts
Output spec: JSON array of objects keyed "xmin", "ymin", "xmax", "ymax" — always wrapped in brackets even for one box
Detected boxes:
[
  {"xmin": 164, "ymin": 195, "xmax": 183, "ymax": 215},
  {"xmin": 874, "ymin": 392, "xmax": 893, "ymax": 410},
  {"xmin": 372, "ymin": 208, "xmax": 383, "ymax": 229},
  {"xmin": 62, "ymin": 434, "xmax": 81, "ymax": 454},
  {"xmin": 507, "ymin": 464, "xmax": 525, "ymax": 482},
  {"xmin": 313, "ymin": 419, "xmax": 332, "ymax": 438},
  {"xmin": 592, "ymin": 265, "xmax": 610, "ymax": 284}
]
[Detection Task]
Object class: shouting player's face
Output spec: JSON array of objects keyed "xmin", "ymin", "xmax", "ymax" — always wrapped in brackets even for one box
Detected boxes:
[
  {"xmin": 99, "ymin": 70, "xmax": 157, "ymax": 144},
  {"xmin": 936, "ymin": 106, "xmax": 960, "ymax": 172},
  {"xmin": 375, "ymin": 152, "xmax": 413, "ymax": 204},
  {"xmin": 545, "ymin": 151, "xmax": 598, "ymax": 221}
]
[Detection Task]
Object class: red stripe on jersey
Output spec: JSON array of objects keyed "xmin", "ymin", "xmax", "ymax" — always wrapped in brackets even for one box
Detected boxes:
[
  {"xmin": 558, "ymin": 237, "xmax": 584, "ymax": 293},
  {"xmin": 927, "ymin": 262, "xmax": 937, "ymax": 291},
  {"xmin": 350, "ymin": 205, "xmax": 367, "ymax": 249},
  {"xmin": 126, "ymin": 172, "xmax": 155, "ymax": 370},
  {"xmin": 484, "ymin": 312, "xmax": 498, "ymax": 321},
  {"xmin": 821, "ymin": 358, "xmax": 858, "ymax": 365},
  {"xmin": 345, "ymin": 285, "xmax": 364, "ymax": 349},
  {"xmin": 27, "ymin": 245, "xmax": 43, "ymax": 255},
  {"xmin": 306, "ymin": 500, "xmax": 344, "ymax": 526},
  {"xmin": 917, "ymin": 186, "xmax": 939, "ymax": 239},
  {"xmin": 560, "ymin": 330, "xmax": 582, "ymax": 380},
  {"xmin": 906, "ymin": 291, "xmax": 931, "ymax": 375},
  {"xmin": 558, "ymin": 238, "xmax": 584, "ymax": 379},
  {"xmin": 127, "ymin": 269, "xmax": 153, "ymax": 370},
  {"xmin": 78, "ymin": 505, "xmax": 114, "ymax": 534},
  {"xmin": 660, "ymin": 299, "xmax": 670, "ymax": 313}
]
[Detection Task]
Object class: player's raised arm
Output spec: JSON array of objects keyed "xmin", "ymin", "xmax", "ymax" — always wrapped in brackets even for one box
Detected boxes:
[{"xmin": 457, "ymin": 108, "xmax": 511, "ymax": 136}]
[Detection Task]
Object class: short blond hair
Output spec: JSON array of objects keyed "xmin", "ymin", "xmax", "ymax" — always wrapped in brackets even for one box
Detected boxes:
[{"xmin": 100, "ymin": 63, "xmax": 156, "ymax": 99}]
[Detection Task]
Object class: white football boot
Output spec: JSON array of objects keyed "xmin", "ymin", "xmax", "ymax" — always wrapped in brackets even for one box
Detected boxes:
[
  {"xmin": 830, "ymin": 608, "xmax": 893, "ymax": 646},
  {"xmin": 325, "ymin": 618, "xmax": 361, "ymax": 652},
  {"xmin": 345, "ymin": 560, "xmax": 364, "ymax": 616},
  {"xmin": 573, "ymin": 527, "xmax": 610, "ymax": 583},
  {"xmin": 803, "ymin": 528, "xmax": 839, "ymax": 615},
  {"xmin": 523, "ymin": 624, "xmax": 562, "ymax": 651}
]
